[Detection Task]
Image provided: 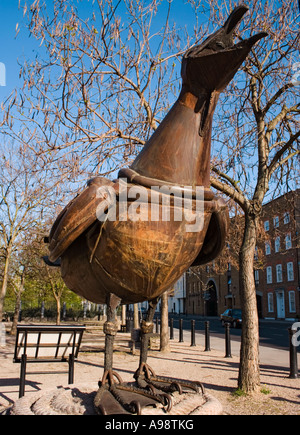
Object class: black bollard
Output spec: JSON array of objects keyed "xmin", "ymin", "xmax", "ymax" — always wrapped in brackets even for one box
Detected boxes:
[
  {"xmin": 179, "ymin": 318, "xmax": 184, "ymax": 342},
  {"xmin": 68, "ymin": 353, "xmax": 75, "ymax": 385},
  {"xmin": 225, "ymin": 322, "xmax": 232, "ymax": 358},
  {"xmin": 126, "ymin": 316, "xmax": 133, "ymax": 333},
  {"xmin": 289, "ymin": 327, "xmax": 298, "ymax": 379},
  {"xmin": 191, "ymin": 320, "xmax": 196, "ymax": 346},
  {"xmin": 205, "ymin": 321, "xmax": 211, "ymax": 352},
  {"xmin": 170, "ymin": 318, "xmax": 174, "ymax": 340},
  {"xmin": 155, "ymin": 317, "xmax": 159, "ymax": 333}
]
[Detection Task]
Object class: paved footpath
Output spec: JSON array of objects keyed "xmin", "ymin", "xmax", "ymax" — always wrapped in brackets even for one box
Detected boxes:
[
  {"xmin": 1, "ymin": 326, "xmax": 299, "ymax": 415},
  {"xmin": 178, "ymin": 328, "xmax": 291, "ymax": 369}
]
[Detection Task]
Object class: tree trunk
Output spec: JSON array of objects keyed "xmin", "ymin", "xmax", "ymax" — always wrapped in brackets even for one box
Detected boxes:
[
  {"xmin": 238, "ymin": 212, "xmax": 260, "ymax": 393},
  {"xmin": 121, "ymin": 305, "xmax": 126, "ymax": 327},
  {"xmin": 56, "ymin": 297, "xmax": 61, "ymax": 325},
  {"xmin": 133, "ymin": 303, "xmax": 139, "ymax": 329},
  {"xmin": 0, "ymin": 253, "xmax": 11, "ymax": 322},
  {"xmin": 10, "ymin": 292, "xmax": 22, "ymax": 335},
  {"xmin": 160, "ymin": 292, "xmax": 170, "ymax": 352}
]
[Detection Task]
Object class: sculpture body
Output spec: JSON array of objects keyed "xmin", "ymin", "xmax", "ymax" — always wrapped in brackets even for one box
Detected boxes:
[{"xmin": 45, "ymin": 5, "xmax": 267, "ymax": 414}]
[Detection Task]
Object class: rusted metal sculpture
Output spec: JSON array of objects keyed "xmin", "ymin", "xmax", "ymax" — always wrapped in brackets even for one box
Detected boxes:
[{"xmin": 45, "ymin": 5, "xmax": 267, "ymax": 414}]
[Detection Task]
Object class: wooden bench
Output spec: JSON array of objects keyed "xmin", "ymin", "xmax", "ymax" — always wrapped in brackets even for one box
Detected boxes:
[
  {"xmin": 14, "ymin": 325, "xmax": 85, "ymax": 398},
  {"xmin": 149, "ymin": 333, "xmax": 160, "ymax": 350},
  {"xmin": 129, "ymin": 330, "xmax": 160, "ymax": 354}
]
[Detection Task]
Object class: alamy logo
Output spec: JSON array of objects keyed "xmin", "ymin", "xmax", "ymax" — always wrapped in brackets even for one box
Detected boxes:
[
  {"xmin": 95, "ymin": 179, "xmax": 205, "ymax": 233},
  {"xmin": 291, "ymin": 62, "xmax": 300, "ymax": 86},
  {"xmin": 0, "ymin": 63, "xmax": 6, "ymax": 86},
  {"xmin": 291, "ymin": 322, "xmax": 300, "ymax": 347}
]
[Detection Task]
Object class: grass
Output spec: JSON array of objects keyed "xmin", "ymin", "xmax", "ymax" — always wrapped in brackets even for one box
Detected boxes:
[
  {"xmin": 232, "ymin": 388, "xmax": 248, "ymax": 398},
  {"xmin": 260, "ymin": 385, "xmax": 271, "ymax": 395}
]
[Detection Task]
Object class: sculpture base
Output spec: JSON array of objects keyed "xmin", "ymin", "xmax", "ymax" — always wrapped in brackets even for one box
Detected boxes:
[{"xmin": 6, "ymin": 382, "xmax": 222, "ymax": 415}]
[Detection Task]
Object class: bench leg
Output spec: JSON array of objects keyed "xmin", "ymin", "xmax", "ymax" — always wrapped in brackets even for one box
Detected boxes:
[
  {"xmin": 68, "ymin": 354, "xmax": 75, "ymax": 385},
  {"xmin": 19, "ymin": 354, "xmax": 27, "ymax": 398}
]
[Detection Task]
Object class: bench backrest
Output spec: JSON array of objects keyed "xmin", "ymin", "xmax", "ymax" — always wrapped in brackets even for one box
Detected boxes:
[{"xmin": 14, "ymin": 325, "xmax": 86, "ymax": 363}]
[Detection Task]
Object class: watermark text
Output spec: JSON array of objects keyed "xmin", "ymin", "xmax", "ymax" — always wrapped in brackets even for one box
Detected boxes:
[
  {"xmin": 95, "ymin": 179, "xmax": 205, "ymax": 233},
  {"xmin": 0, "ymin": 63, "xmax": 6, "ymax": 86},
  {"xmin": 291, "ymin": 322, "xmax": 300, "ymax": 347}
]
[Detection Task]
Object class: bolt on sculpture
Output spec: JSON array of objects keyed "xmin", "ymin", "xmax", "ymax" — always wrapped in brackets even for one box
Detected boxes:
[{"xmin": 45, "ymin": 5, "xmax": 267, "ymax": 415}]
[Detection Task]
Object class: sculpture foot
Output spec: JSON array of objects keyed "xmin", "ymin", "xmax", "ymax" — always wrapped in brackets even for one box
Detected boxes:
[
  {"xmin": 94, "ymin": 369, "xmax": 172, "ymax": 415},
  {"xmin": 134, "ymin": 363, "xmax": 205, "ymax": 396}
]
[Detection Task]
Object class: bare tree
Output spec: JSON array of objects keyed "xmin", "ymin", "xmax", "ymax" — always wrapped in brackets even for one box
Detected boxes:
[
  {"xmin": 0, "ymin": 142, "xmax": 59, "ymax": 321},
  {"xmin": 2, "ymin": 0, "xmax": 298, "ymax": 394},
  {"xmin": 10, "ymin": 265, "xmax": 26, "ymax": 335},
  {"xmin": 159, "ymin": 291, "xmax": 170, "ymax": 352},
  {"xmin": 3, "ymin": 0, "xmax": 198, "ymax": 181},
  {"xmin": 206, "ymin": 0, "xmax": 299, "ymax": 393}
]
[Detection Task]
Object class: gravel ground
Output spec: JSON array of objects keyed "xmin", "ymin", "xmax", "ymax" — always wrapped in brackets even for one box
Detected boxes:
[{"xmin": 1, "ymin": 329, "xmax": 299, "ymax": 415}]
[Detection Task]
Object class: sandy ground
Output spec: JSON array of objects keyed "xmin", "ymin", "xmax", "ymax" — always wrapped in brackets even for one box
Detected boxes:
[{"xmin": 1, "ymin": 327, "xmax": 300, "ymax": 415}]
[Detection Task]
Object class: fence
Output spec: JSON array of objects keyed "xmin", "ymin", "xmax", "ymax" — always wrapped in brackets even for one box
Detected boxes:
[{"xmin": 127, "ymin": 315, "xmax": 299, "ymax": 377}]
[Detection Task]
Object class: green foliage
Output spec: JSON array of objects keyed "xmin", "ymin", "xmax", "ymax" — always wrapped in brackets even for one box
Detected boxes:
[
  {"xmin": 260, "ymin": 385, "xmax": 271, "ymax": 395},
  {"xmin": 232, "ymin": 388, "xmax": 248, "ymax": 398}
]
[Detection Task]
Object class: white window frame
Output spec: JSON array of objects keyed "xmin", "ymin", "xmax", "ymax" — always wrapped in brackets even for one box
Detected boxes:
[
  {"xmin": 273, "ymin": 216, "xmax": 279, "ymax": 228},
  {"xmin": 283, "ymin": 212, "xmax": 290, "ymax": 224},
  {"xmin": 265, "ymin": 242, "xmax": 271, "ymax": 255},
  {"xmin": 289, "ymin": 291, "xmax": 296, "ymax": 313},
  {"xmin": 264, "ymin": 220, "xmax": 269, "ymax": 231},
  {"xmin": 275, "ymin": 236, "xmax": 280, "ymax": 253},
  {"xmin": 266, "ymin": 266, "xmax": 272, "ymax": 284},
  {"xmin": 268, "ymin": 293, "xmax": 274, "ymax": 312},
  {"xmin": 287, "ymin": 262, "xmax": 294, "ymax": 282},
  {"xmin": 276, "ymin": 264, "xmax": 283, "ymax": 283},
  {"xmin": 285, "ymin": 233, "xmax": 292, "ymax": 250}
]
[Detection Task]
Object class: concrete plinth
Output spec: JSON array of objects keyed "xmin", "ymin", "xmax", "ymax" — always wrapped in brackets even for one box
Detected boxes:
[{"xmin": 5, "ymin": 382, "xmax": 223, "ymax": 415}]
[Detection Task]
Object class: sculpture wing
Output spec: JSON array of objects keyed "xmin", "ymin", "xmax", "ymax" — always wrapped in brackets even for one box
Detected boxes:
[
  {"xmin": 48, "ymin": 177, "xmax": 115, "ymax": 262},
  {"xmin": 191, "ymin": 197, "xmax": 229, "ymax": 266}
]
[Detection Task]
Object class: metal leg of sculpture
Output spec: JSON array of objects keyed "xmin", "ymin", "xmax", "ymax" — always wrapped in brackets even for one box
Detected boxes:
[
  {"xmin": 94, "ymin": 294, "xmax": 171, "ymax": 415},
  {"xmin": 101, "ymin": 293, "xmax": 123, "ymax": 387},
  {"xmin": 134, "ymin": 297, "xmax": 205, "ymax": 396},
  {"xmin": 134, "ymin": 297, "xmax": 160, "ymax": 384}
]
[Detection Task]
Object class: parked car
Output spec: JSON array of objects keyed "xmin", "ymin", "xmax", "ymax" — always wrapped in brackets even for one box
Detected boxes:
[{"xmin": 220, "ymin": 309, "xmax": 242, "ymax": 328}]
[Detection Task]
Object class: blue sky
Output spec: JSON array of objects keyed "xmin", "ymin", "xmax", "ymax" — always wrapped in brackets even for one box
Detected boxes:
[
  {"xmin": 0, "ymin": 0, "xmax": 298, "ymax": 201},
  {"xmin": 0, "ymin": 0, "xmax": 205, "ymax": 104},
  {"xmin": 0, "ymin": 0, "xmax": 25, "ymax": 102}
]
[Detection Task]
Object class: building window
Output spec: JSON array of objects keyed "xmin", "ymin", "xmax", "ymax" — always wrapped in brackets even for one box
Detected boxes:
[
  {"xmin": 268, "ymin": 293, "xmax": 274, "ymax": 312},
  {"xmin": 266, "ymin": 266, "xmax": 272, "ymax": 284},
  {"xmin": 285, "ymin": 233, "xmax": 292, "ymax": 250},
  {"xmin": 273, "ymin": 216, "xmax": 279, "ymax": 228},
  {"xmin": 287, "ymin": 262, "xmax": 294, "ymax": 281},
  {"xmin": 276, "ymin": 264, "xmax": 283, "ymax": 282},
  {"xmin": 264, "ymin": 220, "xmax": 269, "ymax": 231},
  {"xmin": 275, "ymin": 237, "xmax": 280, "ymax": 253},
  {"xmin": 283, "ymin": 212, "xmax": 290, "ymax": 224},
  {"xmin": 265, "ymin": 242, "xmax": 271, "ymax": 255},
  {"xmin": 289, "ymin": 291, "xmax": 296, "ymax": 313},
  {"xmin": 254, "ymin": 270, "xmax": 259, "ymax": 285},
  {"xmin": 254, "ymin": 246, "xmax": 258, "ymax": 260},
  {"xmin": 227, "ymin": 275, "xmax": 232, "ymax": 294}
]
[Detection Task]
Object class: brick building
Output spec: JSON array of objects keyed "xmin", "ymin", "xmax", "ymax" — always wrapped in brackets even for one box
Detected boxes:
[
  {"xmin": 260, "ymin": 189, "xmax": 300, "ymax": 319},
  {"xmin": 185, "ymin": 189, "xmax": 300, "ymax": 320}
]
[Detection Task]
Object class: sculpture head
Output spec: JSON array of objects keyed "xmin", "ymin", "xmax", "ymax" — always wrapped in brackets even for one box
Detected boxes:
[{"xmin": 181, "ymin": 5, "xmax": 267, "ymax": 95}]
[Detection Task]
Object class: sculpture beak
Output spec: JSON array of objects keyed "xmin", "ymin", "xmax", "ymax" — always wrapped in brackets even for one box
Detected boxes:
[{"xmin": 181, "ymin": 5, "xmax": 268, "ymax": 93}]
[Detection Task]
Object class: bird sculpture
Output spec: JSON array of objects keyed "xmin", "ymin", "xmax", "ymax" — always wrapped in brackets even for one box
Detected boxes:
[{"xmin": 45, "ymin": 5, "xmax": 267, "ymax": 415}]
